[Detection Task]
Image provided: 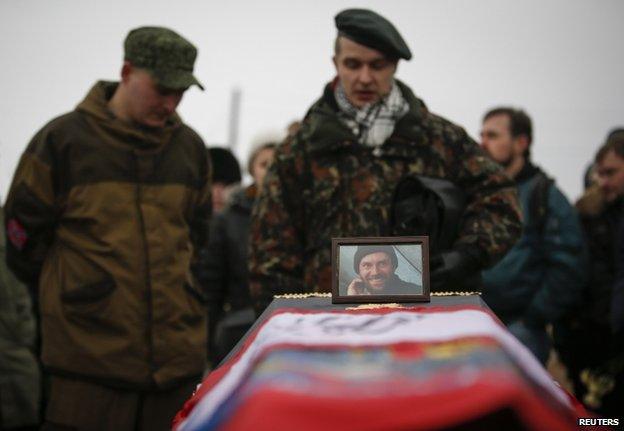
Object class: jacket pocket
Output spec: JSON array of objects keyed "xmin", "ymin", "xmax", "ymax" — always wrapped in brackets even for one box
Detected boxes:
[
  {"xmin": 184, "ymin": 282, "xmax": 208, "ymax": 305},
  {"xmin": 182, "ymin": 282, "xmax": 207, "ymax": 327},
  {"xmin": 61, "ymin": 277, "xmax": 116, "ymax": 303}
]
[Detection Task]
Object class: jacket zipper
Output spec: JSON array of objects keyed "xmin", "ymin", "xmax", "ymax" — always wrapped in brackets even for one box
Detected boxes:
[{"xmin": 134, "ymin": 153, "xmax": 156, "ymax": 383}]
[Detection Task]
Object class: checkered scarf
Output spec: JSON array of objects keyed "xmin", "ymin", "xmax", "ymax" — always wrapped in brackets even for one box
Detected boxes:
[{"xmin": 335, "ymin": 80, "xmax": 409, "ymax": 147}]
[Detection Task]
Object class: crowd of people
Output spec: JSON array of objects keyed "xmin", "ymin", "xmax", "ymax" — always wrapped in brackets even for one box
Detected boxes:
[{"xmin": 1, "ymin": 8, "xmax": 622, "ymax": 431}]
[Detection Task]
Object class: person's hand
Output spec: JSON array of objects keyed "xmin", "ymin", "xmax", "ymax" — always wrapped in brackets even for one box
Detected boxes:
[
  {"xmin": 347, "ymin": 277, "xmax": 368, "ymax": 295},
  {"xmin": 430, "ymin": 250, "xmax": 480, "ymax": 292}
]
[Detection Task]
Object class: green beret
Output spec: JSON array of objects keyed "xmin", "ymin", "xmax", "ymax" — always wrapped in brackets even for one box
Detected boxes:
[
  {"xmin": 124, "ymin": 26, "xmax": 204, "ymax": 91},
  {"xmin": 335, "ymin": 9, "xmax": 411, "ymax": 61}
]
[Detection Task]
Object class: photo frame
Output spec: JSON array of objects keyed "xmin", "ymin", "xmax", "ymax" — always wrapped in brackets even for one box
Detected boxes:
[{"xmin": 331, "ymin": 236, "xmax": 430, "ymax": 304}]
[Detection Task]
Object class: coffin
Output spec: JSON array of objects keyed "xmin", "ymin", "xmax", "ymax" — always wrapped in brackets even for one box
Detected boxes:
[{"xmin": 174, "ymin": 295, "xmax": 585, "ymax": 431}]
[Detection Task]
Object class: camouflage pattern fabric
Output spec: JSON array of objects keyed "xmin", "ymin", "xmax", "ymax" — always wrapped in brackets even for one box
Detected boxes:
[
  {"xmin": 124, "ymin": 26, "xmax": 204, "ymax": 90},
  {"xmin": 249, "ymin": 80, "xmax": 522, "ymax": 314}
]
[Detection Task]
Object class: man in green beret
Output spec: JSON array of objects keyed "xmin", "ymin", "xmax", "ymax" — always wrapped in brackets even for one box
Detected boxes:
[
  {"xmin": 249, "ymin": 9, "xmax": 523, "ymax": 313},
  {"xmin": 4, "ymin": 27, "xmax": 210, "ymax": 430}
]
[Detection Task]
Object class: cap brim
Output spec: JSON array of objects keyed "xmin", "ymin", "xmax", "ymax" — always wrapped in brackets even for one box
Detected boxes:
[{"xmin": 155, "ymin": 70, "xmax": 204, "ymax": 91}]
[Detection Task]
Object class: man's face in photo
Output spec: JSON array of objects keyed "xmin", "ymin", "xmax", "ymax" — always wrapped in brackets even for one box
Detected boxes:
[{"xmin": 358, "ymin": 251, "xmax": 394, "ymax": 293}]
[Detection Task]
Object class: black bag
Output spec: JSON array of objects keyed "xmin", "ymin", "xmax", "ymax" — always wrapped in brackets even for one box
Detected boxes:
[
  {"xmin": 391, "ymin": 176, "xmax": 466, "ymax": 255},
  {"xmin": 391, "ymin": 176, "xmax": 482, "ymax": 291}
]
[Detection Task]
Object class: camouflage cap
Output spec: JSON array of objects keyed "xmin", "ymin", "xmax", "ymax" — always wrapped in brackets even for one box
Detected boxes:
[
  {"xmin": 335, "ymin": 9, "xmax": 412, "ymax": 61},
  {"xmin": 124, "ymin": 26, "xmax": 204, "ymax": 91}
]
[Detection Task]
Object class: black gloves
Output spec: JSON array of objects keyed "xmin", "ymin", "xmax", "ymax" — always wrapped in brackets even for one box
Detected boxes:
[
  {"xmin": 390, "ymin": 176, "xmax": 466, "ymax": 255},
  {"xmin": 430, "ymin": 249, "xmax": 482, "ymax": 292},
  {"xmin": 391, "ymin": 177, "xmax": 442, "ymax": 240}
]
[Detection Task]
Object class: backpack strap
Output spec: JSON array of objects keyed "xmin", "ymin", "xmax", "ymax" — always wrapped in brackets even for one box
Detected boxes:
[{"xmin": 528, "ymin": 170, "xmax": 554, "ymax": 237}]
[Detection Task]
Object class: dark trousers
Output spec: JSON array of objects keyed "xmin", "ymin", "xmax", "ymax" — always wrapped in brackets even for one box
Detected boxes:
[
  {"xmin": 41, "ymin": 376, "xmax": 197, "ymax": 431},
  {"xmin": 554, "ymin": 321, "xmax": 624, "ymax": 417}
]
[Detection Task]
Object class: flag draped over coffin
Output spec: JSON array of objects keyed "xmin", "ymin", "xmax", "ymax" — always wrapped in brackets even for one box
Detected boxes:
[{"xmin": 174, "ymin": 305, "xmax": 583, "ymax": 431}]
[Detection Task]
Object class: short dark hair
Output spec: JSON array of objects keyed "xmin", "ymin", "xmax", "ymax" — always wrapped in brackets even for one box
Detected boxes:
[
  {"xmin": 483, "ymin": 107, "xmax": 533, "ymax": 157},
  {"xmin": 595, "ymin": 128, "xmax": 624, "ymax": 164},
  {"xmin": 208, "ymin": 147, "xmax": 241, "ymax": 185},
  {"xmin": 247, "ymin": 142, "xmax": 277, "ymax": 176},
  {"xmin": 334, "ymin": 34, "xmax": 342, "ymax": 56},
  {"xmin": 334, "ymin": 34, "xmax": 399, "ymax": 63}
]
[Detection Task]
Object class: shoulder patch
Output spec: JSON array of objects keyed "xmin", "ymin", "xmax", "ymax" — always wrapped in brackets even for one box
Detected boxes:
[{"xmin": 7, "ymin": 218, "xmax": 28, "ymax": 250}]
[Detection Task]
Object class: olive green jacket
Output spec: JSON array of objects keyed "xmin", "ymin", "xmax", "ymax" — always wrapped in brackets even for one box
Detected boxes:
[
  {"xmin": 3, "ymin": 82, "xmax": 211, "ymax": 389},
  {"xmin": 250, "ymin": 80, "xmax": 522, "ymax": 312},
  {"xmin": 0, "ymin": 209, "xmax": 41, "ymax": 428}
]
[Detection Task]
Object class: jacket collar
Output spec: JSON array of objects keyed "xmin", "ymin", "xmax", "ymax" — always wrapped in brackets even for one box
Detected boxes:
[
  {"xmin": 227, "ymin": 184, "xmax": 257, "ymax": 213},
  {"xmin": 515, "ymin": 161, "xmax": 540, "ymax": 185},
  {"xmin": 76, "ymin": 81, "xmax": 182, "ymax": 149},
  {"xmin": 303, "ymin": 79, "xmax": 429, "ymax": 155}
]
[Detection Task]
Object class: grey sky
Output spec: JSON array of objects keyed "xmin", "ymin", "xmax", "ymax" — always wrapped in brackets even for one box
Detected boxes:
[{"xmin": 1, "ymin": 0, "xmax": 623, "ymax": 201}]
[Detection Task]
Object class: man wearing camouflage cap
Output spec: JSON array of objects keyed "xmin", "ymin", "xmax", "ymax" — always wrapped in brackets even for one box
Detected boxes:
[
  {"xmin": 4, "ymin": 27, "xmax": 210, "ymax": 430},
  {"xmin": 249, "ymin": 9, "xmax": 522, "ymax": 313}
]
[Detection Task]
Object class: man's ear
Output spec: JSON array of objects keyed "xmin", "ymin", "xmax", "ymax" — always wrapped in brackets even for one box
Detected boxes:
[
  {"xmin": 120, "ymin": 61, "xmax": 133, "ymax": 83},
  {"xmin": 332, "ymin": 55, "xmax": 338, "ymax": 70},
  {"xmin": 514, "ymin": 135, "xmax": 530, "ymax": 156}
]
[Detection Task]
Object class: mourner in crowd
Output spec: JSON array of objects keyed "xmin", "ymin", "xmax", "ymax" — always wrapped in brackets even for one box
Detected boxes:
[
  {"xmin": 554, "ymin": 130, "xmax": 624, "ymax": 416},
  {"xmin": 478, "ymin": 107, "xmax": 585, "ymax": 364},
  {"xmin": 199, "ymin": 132, "xmax": 280, "ymax": 365},
  {"xmin": 0, "ymin": 205, "xmax": 41, "ymax": 430},
  {"xmin": 208, "ymin": 147, "xmax": 242, "ymax": 213},
  {"xmin": 3, "ymin": 27, "xmax": 211, "ymax": 431},
  {"xmin": 345, "ymin": 245, "xmax": 421, "ymax": 295},
  {"xmin": 249, "ymin": 8, "xmax": 522, "ymax": 314}
]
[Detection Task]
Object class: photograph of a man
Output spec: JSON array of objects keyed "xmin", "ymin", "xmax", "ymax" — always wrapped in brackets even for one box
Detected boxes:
[{"xmin": 343, "ymin": 245, "xmax": 422, "ymax": 295}]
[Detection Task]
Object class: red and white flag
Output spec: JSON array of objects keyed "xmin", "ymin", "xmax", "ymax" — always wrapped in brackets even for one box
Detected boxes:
[{"xmin": 174, "ymin": 305, "xmax": 583, "ymax": 431}]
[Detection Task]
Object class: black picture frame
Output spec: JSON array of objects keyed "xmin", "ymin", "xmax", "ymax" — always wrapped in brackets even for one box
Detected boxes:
[{"xmin": 331, "ymin": 236, "xmax": 430, "ymax": 304}]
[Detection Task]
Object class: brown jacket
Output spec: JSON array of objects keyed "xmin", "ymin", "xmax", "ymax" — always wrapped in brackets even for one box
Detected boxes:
[{"xmin": 4, "ymin": 81, "xmax": 211, "ymax": 389}]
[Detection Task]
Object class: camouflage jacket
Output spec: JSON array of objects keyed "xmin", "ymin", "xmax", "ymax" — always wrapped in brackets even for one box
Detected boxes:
[{"xmin": 249, "ymin": 80, "xmax": 522, "ymax": 313}]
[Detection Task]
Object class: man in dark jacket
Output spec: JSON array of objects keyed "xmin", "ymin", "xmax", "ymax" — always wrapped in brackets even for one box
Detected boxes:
[
  {"xmin": 249, "ymin": 9, "xmax": 522, "ymax": 314},
  {"xmin": 0, "ymin": 207, "xmax": 41, "ymax": 430},
  {"xmin": 208, "ymin": 147, "xmax": 242, "ymax": 214},
  {"xmin": 613, "ymin": 221, "xmax": 624, "ymax": 343},
  {"xmin": 3, "ymin": 27, "xmax": 211, "ymax": 430},
  {"xmin": 554, "ymin": 132, "xmax": 624, "ymax": 416},
  {"xmin": 479, "ymin": 107, "xmax": 585, "ymax": 364},
  {"xmin": 199, "ymin": 137, "xmax": 278, "ymax": 365}
]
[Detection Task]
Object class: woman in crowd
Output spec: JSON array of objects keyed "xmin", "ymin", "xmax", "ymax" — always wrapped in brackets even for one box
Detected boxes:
[{"xmin": 199, "ymin": 134, "xmax": 279, "ymax": 365}]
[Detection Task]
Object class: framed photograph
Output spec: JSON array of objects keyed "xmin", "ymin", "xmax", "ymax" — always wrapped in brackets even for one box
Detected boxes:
[{"xmin": 331, "ymin": 236, "xmax": 430, "ymax": 303}]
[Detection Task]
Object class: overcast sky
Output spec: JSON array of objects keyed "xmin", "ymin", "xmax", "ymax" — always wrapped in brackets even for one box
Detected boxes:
[{"xmin": 1, "ymin": 0, "xmax": 622, "ymax": 201}]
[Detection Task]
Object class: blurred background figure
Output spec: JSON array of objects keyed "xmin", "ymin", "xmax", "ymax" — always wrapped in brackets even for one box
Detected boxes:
[
  {"xmin": 479, "ymin": 107, "xmax": 585, "ymax": 365},
  {"xmin": 208, "ymin": 147, "xmax": 242, "ymax": 213},
  {"xmin": 0, "ymin": 204, "xmax": 41, "ymax": 431},
  {"xmin": 583, "ymin": 163, "xmax": 599, "ymax": 190},
  {"xmin": 554, "ymin": 129, "xmax": 624, "ymax": 416},
  {"xmin": 200, "ymin": 131, "xmax": 283, "ymax": 365},
  {"xmin": 286, "ymin": 120, "xmax": 302, "ymax": 138},
  {"xmin": 614, "ymin": 215, "xmax": 624, "ymax": 342}
]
